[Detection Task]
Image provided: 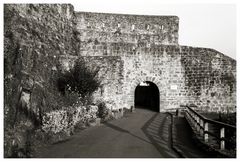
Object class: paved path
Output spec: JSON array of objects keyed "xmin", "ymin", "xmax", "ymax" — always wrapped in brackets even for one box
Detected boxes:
[{"xmin": 36, "ymin": 109, "xmax": 179, "ymax": 158}]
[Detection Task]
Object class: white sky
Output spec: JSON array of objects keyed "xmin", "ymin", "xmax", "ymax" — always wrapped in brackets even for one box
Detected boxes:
[{"xmin": 71, "ymin": 0, "xmax": 236, "ymax": 59}]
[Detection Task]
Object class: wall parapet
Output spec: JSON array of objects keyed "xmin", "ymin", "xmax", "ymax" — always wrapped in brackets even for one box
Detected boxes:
[{"xmin": 76, "ymin": 11, "xmax": 179, "ymax": 45}]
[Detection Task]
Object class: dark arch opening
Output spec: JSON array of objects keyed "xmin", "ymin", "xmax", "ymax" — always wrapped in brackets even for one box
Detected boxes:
[{"xmin": 134, "ymin": 81, "xmax": 160, "ymax": 112}]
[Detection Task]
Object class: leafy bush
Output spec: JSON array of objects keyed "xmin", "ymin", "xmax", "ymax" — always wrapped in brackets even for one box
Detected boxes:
[{"xmin": 57, "ymin": 58, "xmax": 100, "ymax": 104}]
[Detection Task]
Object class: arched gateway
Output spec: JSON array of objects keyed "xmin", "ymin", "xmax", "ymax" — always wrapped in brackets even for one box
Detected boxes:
[{"xmin": 135, "ymin": 81, "xmax": 160, "ymax": 112}]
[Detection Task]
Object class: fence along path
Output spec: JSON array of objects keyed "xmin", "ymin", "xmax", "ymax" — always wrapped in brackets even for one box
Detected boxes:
[{"xmin": 183, "ymin": 105, "xmax": 236, "ymax": 157}]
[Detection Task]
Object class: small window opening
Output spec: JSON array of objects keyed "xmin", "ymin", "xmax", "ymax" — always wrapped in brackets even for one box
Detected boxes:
[
  {"xmin": 160, "ymin": 25, "xmax": 164, "ymax": 30},
  {"xmin": 131, "ymin": 24, "xmax": 135, "ymax": 31},
  {"xmin": 146, "ymin": 24, "xmax": 150, "ymax": 30}
]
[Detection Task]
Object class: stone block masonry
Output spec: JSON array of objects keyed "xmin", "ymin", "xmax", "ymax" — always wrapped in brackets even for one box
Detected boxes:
[
  {"xmin": 121, "ymin": 45, "xmax": 186, "ymax": 111},
  {"xmin": 4, "ymin": 4, "xmax": 78, "ymax": 127},
  {"xmin": 4, "ymin": 4, "xmax": 81, "ymax": 157},
  {"xmin": 180, "ymin": 46, "xmax": 236, "ymax": 113},
  {"xmin": 76, "ymin": 11, "xmax": 179, "ymax": 56},
  {"xmin": 74, "ymin": 11, "xmax": 236, "ymax": 112}
]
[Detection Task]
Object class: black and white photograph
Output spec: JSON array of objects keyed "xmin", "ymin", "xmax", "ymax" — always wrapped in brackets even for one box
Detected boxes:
[{"xmin": 1, "ymin": 0, "xmax": 238, "ymax": 159}]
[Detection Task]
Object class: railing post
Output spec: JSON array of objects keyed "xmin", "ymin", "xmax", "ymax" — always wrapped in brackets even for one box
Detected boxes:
[
  {"xmin": 197, "ymin": 117, "xmax": 200, "ymax": 133},
  {"xmin": 189, "ymin": 110, "xmax": 192, "ymax": 121},
  {"xmin": 204, "ymin": 122, "xmax": 208, "ymax": 142},
  {"xmin": 192, "ymin": 112, "xmax": 194, "ymax": 122},
  {"xmin": 190, "ymin": 111, "xmax": 194, "ymax": 124},
  {"xmin": 200, "ymin": 119, "xmax": 204, "ymax": 136},
  {"xmin": 194, "ymin": 114, "xmax": 198, "ymax": 129},
  {"xmin": 220, "ymin": 127, "xmax": 225, "ymax": 150},
  {"xmin": 185, "ymin": 106, "xmax": 236, "ymax": 152}
]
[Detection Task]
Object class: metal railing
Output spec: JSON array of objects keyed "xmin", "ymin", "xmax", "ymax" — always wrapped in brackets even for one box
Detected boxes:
[{"xmin": 184, "ymin": 105, "xmax": 236, "ymax": 151}]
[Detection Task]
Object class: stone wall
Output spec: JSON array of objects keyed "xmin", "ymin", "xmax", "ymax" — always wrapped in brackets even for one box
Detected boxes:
[
  {"xmin": 4, "ymin": 4, "xmax": 79, "ymax": 157},
  {"xmin": 4, "ymin": 4, "xmax": 78, "ymax": 127},
  {"xmin": 180, "ymin": 46, "xmax": 236, "ymax": 112},
  {"xmin": 120, "ymin": 45, "xmax": 236, "ymax": 112},
  {"xmin": 74, "ymin": 10, "xmax": 236, "ymax": 113},
  {"xmin": 84, "ymin": 56, "xmax": 124, "ymax": 109},
  {"xmin": 76, "ymin": 12, "xmax": 179, "ymax": 56},
  {"xmin": 75, "ymin": 39, "xmax": 236, "ymax": 112},
  {"xmin": 5, "ymin": 3, "xmax": 234, "ymax": 117},
  {"xmin": 120, "ymin": 45, "xmax": 186, "ymax": 111}
]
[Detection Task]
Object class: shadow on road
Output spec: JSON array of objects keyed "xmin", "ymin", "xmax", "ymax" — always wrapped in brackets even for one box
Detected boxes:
[
  {"xmin": 141, "ymin": 112, "xmax": 179, "ymax": 158},
  {"xmin": 104, "ymin": 112, "xmax": 179, "ymax": 158},
  {"xmin": 104, "ymin": 122, "xmax": 153, "ymax": 145}
]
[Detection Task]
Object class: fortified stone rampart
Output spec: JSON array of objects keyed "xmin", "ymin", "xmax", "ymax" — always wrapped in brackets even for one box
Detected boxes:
[
  {"xmin": 4, "ymin": 3, "xmax": 236, "ymax": 127},
  {"xmin": 180, "ymin": 46, "xmax": 236, "ymax": 112},
  {"xmin": 4, "ymin": 4, "xmax": 82, "ymax": 157},
  {"xmin": 117, "ymin": 45, "xmax": 235, "ymax": 112},
  {"xmin": 4, "ymin": 4, "xmax": 77, "ymax": 128},
  {"xmin": 60, "ymin": 40, "xmax": 236, "ymax": 112},
  {"xmin": 76, "ymin": 12, "xmax": 179, "ymax": 54}
]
